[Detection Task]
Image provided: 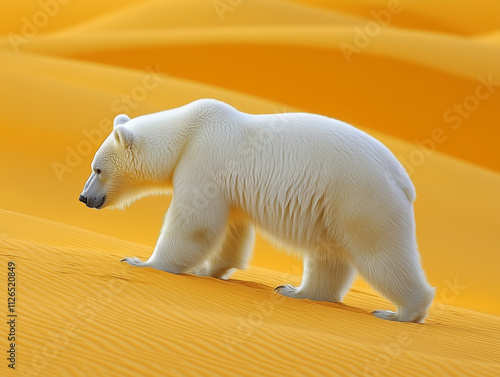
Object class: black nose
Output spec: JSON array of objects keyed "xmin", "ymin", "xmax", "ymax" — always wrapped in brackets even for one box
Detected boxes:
[{"xmin": 79, "ymin": 195, "xmax": 87, "ymax": 204}]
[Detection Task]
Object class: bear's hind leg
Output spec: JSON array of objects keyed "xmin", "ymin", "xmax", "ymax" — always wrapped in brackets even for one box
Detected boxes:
[
  {"xmin": 275, "ymin": 254, "xmax": 355, "ymax": 302},
  {"xmin": 351, "ymin": 248, "xmax": 435, "ymax": 323},
  {"xmin": 192, "ymin": 219, "xmax": 255, "ymax": 279}
]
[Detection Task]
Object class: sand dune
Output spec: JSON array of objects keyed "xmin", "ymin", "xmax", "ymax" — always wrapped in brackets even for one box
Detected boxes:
[
  {"xmin": 61, "ymin": 0, "xmax": 364, "ymax": 32},
  {"xmin": 1, "ymin": 0, "xmax": 500, "ymax": 375},
  {"xmin": 290, "ymin": 0, "xmax": 500, "ymax": 35},
  {"xmin": 1, "ymin": 209, "xmax": 499, "ymax": 376},
  {"xmin": 5, "ymin": 24, "xmax": 499, "ymax": 171}
]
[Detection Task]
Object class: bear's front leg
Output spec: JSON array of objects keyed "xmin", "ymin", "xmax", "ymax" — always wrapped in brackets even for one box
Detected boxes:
[
  {"xmin": 189, "ymin": 219, "xmax": 255, "ymax": 280},
  {"xmin": 122, "ymin": 189, "xmax": 230, "ymax": 274}
]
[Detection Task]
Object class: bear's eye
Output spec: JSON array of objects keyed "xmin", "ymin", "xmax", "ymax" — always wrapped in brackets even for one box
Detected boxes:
[{"xmin": 96, "ymin": 168, "xmax": 101, "ymax": 175}]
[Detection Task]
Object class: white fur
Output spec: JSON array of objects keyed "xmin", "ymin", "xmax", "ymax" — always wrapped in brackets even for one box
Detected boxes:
[{"xmin": 82, "ymin": 99, "xmax": 435, "ymax": 323}]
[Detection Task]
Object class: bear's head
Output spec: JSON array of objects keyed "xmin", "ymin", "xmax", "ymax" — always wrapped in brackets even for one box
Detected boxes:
[{"xmin": 79, "ymin": 114, "xmax": 162, "ymax": 210}]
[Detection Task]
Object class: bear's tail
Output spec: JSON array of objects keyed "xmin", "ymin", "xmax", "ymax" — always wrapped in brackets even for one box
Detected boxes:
[{"xmin": 389, "ymin": 160, "xmax": 416, "ymax": 202}]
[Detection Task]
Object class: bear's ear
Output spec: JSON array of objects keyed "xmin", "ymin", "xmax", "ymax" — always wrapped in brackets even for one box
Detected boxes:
[
  {"xmin": 114, "ymin": 125, "xmax": 136, "ymax": 150},
  {"xmin": 113, "ymin": 114, "xmax": 130, "ymax": 127}
]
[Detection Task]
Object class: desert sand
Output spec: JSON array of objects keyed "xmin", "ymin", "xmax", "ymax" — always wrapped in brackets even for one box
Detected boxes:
[{"xmin": 0, "ymin": 1, "xmax": 499, "ymax": 376}]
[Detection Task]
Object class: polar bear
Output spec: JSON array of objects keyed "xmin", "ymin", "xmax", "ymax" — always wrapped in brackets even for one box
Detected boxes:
[{"xmin": 79, "ymin": 99, "xmax": 435, "ymax": 323}]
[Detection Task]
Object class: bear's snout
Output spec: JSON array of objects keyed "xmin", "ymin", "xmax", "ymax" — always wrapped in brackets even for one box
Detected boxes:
[{"xmin": 79, "ymin": 195, "xmax": 105, "ymax": 209}]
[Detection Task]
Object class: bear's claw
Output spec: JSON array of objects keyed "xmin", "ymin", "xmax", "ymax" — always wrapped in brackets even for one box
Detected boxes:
[
  {"xmin": 274, "ymin": 284, "xmax": 298, "ymax": 297},
  {"xmin": 274, "ymin": 285, "xmax": 285, "ymax": 292},
  {"xmin": 121, "ymin": 257, "xmax": 149, "ymax": 267},
  {"xmin": 372, "ymin": 310, "xmax": 397, "ymax": 321}
]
